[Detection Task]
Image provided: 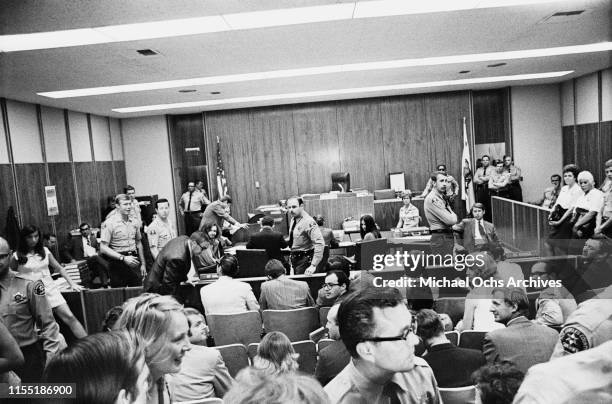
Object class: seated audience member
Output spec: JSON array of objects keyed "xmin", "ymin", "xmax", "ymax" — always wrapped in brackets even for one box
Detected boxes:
[
  {"xmin": 514, "ymin": 340, "xmax": 612, "ymax": 404},
  {"xmin": 546, "ymin": 164, "xmax": 582, "ymax": 256},
  {"xmin": 315, "ymin": 304, "xmax": 351, "ymax": 386},
  {"xmin": 0, "ymin": 322, "xmax": 24, "ymax": 385},
  {"xmin": 42, "ymin": 233, "xmax": 58, "ymax": 251},
  {"xmin": 101, "ymin": 305, "xmax": 124, "ymax": 332},
  {"xmin": 146, "ymin": 198, "xmax": 177, "ymax": 259},
  {"xmin": 550, "ymin": 284, "xmax": 612, "ymax": 359},
  {"xmin": 420, "ymin": 163, "xmax": 459, "ymax": 200},
  {"xmin": 259, "ymin": 259, "xmax": 314, "ymax": 309},
  {"xmin": 484, "ymin": 287, "xmax": 559, "ymax": 373},
  {"xmin": 196, "ymin": 222, "xmax": 227, "ymax": 270},
  {"xmin": 595, "ymin": 158, "xmax": 612, "ymax": 238},
  {"xmin": 316, "ymin": 270, "xmax": 350, "ymax": 307},
  {"xmin": 488, "ymin": 159, "xmax": 511, "ymax": 198},
  {"xmin": 472, "ymin": 362, "xmax": 524, "ymax": 404},
  {"xmin": 416, "ymin": 309, "xmax": 486, "ymax": 388},
  {"xmin": 453, "ymin": 202, "xmax": 501, "ymax": 254},
  {"xmin": 396, "ymin": 190, "xmax": 420, "ymax": 229},
  {"xmin": 567, "ymin": 170, "xmax": 604, "ymax": 254},
  {"xmin": 530, "ymin": 262, "xmax": 577, "ymax": 327},
  {"xmin": 359, "ymin": 214, "xmax": 381, "ymax": 241},
  {"xmin": 224, "ymin": 367, "xmax": 330, "ymax": 404},
  {"xmin": 579, "ymin": 236, "xmax": 612, "ymax": 293},
  {"xmin": 503, "ymin": 155, "xmax": 523, "ymax": 202},
  {"xmin": 43, "ymin": 330, "xmax": 149, "ymax": 404},
  {"xmin": 315, "ymin": 215, "xmax": 340, "ymax": 249},
  {"xmin": 167, "ymin": 308, "xmax": 233, "ymax": 401},
  {"xmin": 200, "ymin": 255, "xmax": 260, "ymax": 314},
  {"xmin": 534, "ymin": 174, "xmax": 562, "ymax": 208},
  {"xmin": 246, "ymin": 215, "xmax": 289, "ymax": 265},
  {"xmin": 116, "ymin": 294, "xmax": 191, "ymax": 403},
  {"xmin": 63, "ymin": 222, "xmax": 110, "ymax": 288},
  {"xmin": 253, "ymin": 331, "xmax": 300, "ymax": 375},
  {"xmin": 324, "ymin": 287, "xmax": 442, "ymax": 404}
]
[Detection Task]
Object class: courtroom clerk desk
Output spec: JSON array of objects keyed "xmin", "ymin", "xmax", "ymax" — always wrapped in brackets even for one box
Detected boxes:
[
  {"xmin": 304, "ymin": 195, "xmax": 374, "ymax": 230},
  {"xmin": 374, "ymin": 197, "xmax": 428, "ymax": 230}
]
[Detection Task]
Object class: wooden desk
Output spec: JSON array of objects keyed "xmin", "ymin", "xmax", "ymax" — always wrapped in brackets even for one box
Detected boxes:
[
  {"xmin": 304, "ymin": 195, "xmax": 374, "ymax": 230},
  {"xmin": 374, "ymin": 198, "xmax": 427, "ymax": 230}
]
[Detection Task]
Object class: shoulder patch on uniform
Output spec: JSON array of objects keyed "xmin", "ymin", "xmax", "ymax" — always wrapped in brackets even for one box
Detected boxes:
[
  {"xmin": 560, "ymin": 326, "xmax": 589, "ymax": 354},
  {"xmin": 34, "ymin": 281, "xmax": 46, "ymax": 296},
  {"xmin": 432, "ymin": 197, "xmax": 445, "ymax": 209},
  {"xmin": 149, "ymin": 229, "xmax": 156, "ymax": 235}
]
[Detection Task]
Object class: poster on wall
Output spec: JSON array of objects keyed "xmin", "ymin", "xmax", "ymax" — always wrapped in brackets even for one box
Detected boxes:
[{"xmin": 45, "ymin": 186, "xmax": 59, "ymax": 216}]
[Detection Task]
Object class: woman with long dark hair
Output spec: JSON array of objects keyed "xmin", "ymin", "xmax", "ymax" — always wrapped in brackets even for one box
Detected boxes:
[
  {"xmin": 10, "ymin": 225, "xmax": 87, "ymax": 338},
  {"xmin": 194, "ymin": 222, "xmax": 224, "ymax": 270},
  {"xmin": 359, "ymin": 214, "xmax": 381, "ymax": 241}
]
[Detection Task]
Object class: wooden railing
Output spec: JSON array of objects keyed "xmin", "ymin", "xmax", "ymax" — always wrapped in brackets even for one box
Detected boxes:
[{"xmin": 491, "ymin": 196, "xmax": 552, "ymax": 255}]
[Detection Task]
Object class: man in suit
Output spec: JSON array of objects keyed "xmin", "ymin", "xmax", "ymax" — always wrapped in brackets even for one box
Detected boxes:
[
  {"xmin": 453, "ymin": 202, "xmax": 500, "ymax": 254},
  {"xmin": 484, "ymin": 287, "xmax": 559, "ymax": 373},
  {"xmin": 259, "ymin": 259, "xmax": 314, "ymax": 310},
  {"xmin": 314, "ymin": 215, "xmax": 339, "ymax": 249},
  {"xmin": 62, "ymin": 222, "xmax": 110, "ymax": 288},
  {"xmin": 315, "ymin": 304, "xmax": 350, "ymax": 386},
  {"xmin": 246, "ymin": 216, "xmax": 289, "ymax": 268},
  {"xmin": 416, "ymin": 309, "xmax": 485, "ymax": 387}
]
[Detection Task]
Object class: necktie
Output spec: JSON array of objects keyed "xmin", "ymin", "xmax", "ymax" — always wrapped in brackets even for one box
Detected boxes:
[
  {"xmin": 86, "ymin": 237, "xmax": 91, "ymax": 246},
  {"xmin": 187, "ymin": 191, "xmax": 193, "ymax": 212},
  {"xmin": 381, "ymin": 381, "xmax": 402, "ymax": 404},
  {"xmin": 289, "ymin": 219, "xmax": 297, "ymax": 248},
  {"xmin": 478, "ymin": 220, "xmax": 488, "ymax": 241}
]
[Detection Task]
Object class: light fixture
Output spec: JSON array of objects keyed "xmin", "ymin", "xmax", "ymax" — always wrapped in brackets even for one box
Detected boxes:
[
  {"xmin": 112, "ymin": 70, "xmax": 573, "ymax": 113},
  {"xmin": 178, "ymin": 89, "xmax": 196, "ymax": 93},
  {"xmin": 37, "ymin": 42, "xmax": 611, "ymax": 99}
]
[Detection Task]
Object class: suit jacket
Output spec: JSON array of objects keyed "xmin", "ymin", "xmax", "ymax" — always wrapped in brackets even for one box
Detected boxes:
[
  {"xmin": 483, "ymin": 316, "xmax": 559, "ymax": 373},
  {"xmin": 320, "ymin": 227, "xmax": 339, "ymax": 249},
  {"xmin": 422, "ymin": 343, "xmax": 486, "ymax": 388},
  {"xmin": 246, "ymin": 228, "xmax": 288, "ymax": 261},
  {"xmin": 454, "ymin": 218, "xmax": 500, "ymax": 253},
  {"xmin": 315, "ymin": 340, "xmax": 351, "ymax": 386},
  {"xmin": 144, "ymin": 236, "xmax": 191, "ymax": 296},
  {"xmin": 259, "ymin": 276, "xmax": 314, "ymax": 310},
  {"xmin": 61, "ymin": 234, "xmax": 99, "ymax": 262}
]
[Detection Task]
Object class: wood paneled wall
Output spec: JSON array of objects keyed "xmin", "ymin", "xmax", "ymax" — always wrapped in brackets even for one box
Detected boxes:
[
  {"xmin": 473, "ymin": 89, "xmax": 510, "ymax": 146},
  {"xmin": 168, "ymin": 91, "xmax": 473, "ymax": 223},
  {"xmin": 0, "ymin": 98, "xmax": 126, "ymax": 247}
]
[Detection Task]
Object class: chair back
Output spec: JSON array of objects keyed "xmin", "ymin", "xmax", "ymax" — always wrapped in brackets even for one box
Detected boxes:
[
  {"xmin": 434, "ymin": 297, "xmax": 466, "ymax": 326},
  {"xmin": 247, "ymin": 343, "xmax": 259, "ymax": 361},
  {"xmin": 445, "ymin": 331, "xmax": 459, "ymax": 346},
  {"xmin": 81, "ymin": 288, "xmax": 125, "ymax": 333},
  {"xmin": 207, "ymin": 311, "xmax": 262, "ymax": 346},
  {"xmin": 319, "ymin": 306, "xmax": 331, "ymax": 327},
  {"xmin": 215, "ymin": 344, "xmax": 249, "ymax": 378},
  {"xmin": 175, "ymin": 398, "xmax": 223, "ymax": 404},
  {"xmin": 317, "ymin": 338, "xmax": 335, "ymax": 351},
  {"xmin": 439, "ymin": 386, "xmax": 476, "ymax": 404},
  {"xmin": 262, "ymin": 307, "xmax": 319, "ymax": 341},
  {"xmin": 459, "ymin": 331, "xmax": 486, "ymax": 351},
  {"xmin": 292, "ymin": 340, "xmax": 317, "ymax": 374},
  {"xmin": 235, "ymin": 249, "xmax": 269, "ymax": 278},
  {"xmin": 248, "ymin": 213, "xmax": 265, "ymax": 224}
]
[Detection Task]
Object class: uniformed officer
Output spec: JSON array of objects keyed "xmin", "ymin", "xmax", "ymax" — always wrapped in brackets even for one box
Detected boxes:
[
  {"xmin": 125, "ymin": 185, "xmax": 145, "ymax": 228},
  {"xmin": 286, "ymin": 196, "xmax": 325, "ymax": 275},
  {"xmin": 179, "ymin": 182, "xmax": 211, "ymax": 235},
  {"xmin": 100, "ymin": 194, "xmax": 147, "ymax": 287},
  {"xmin": 550, "ymin": 284, "xmax": 612, "ymax": 359},
  {"xmin": 424, "ymin": 172, "xmax": 458, "ymax": 256},
  {"xmin": 0, "ymin": 237, "xmax": 65, "ymax": 382},
  {"xmin": 146, "ymin": 198, "xmax": 177, "ymax": 259},
  {"xmin": 420, "ymin": 164, "xmax": 459, "ymax": 200}
]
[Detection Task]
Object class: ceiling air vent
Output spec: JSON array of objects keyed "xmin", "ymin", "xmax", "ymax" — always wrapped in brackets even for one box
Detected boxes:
[
  {"xmin": 540, "ymin": 10, "xmax": 586, "ymax": 23},
  {"xmin": 136, "ymin": 49, "xmax": 159, "ymax": 56}
]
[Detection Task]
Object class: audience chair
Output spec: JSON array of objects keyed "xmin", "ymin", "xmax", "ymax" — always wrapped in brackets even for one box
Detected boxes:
[
  {"xmin": 246, "ymin": 343, "xmax": 259, "ymax": 362},
  {"xmin": 318, "ymin": 306, "xmax": 331, "ymax": 328},
  {"xmin": 434, "ymin": 297, "xmax": 466, "ymax": 326},
  {"xmin": 207, "ymin": 311, "xmax": 262, "ymax": 346},
  {"xmin": 215, "ymin": 344, "xmax": 249, "ymax": 378},
  {"xmin": 458, "ymin": 331, "xmax": 486, "ymax": 351},
  {"xmin": 175, "ymin": 398, "xmax": 223, "ymax": 404},
  {"xmin": 317, "ymin": 338, "xmax": 335, "ymax": 352},
  {"xmin": 123, "ymin": 286, "xmax": 143, "ymax": 300},
  {"xmin": 81, "ymin": 288, "xmax": 125, "ymax": 333},
  {"xmin": 235, "ymin": 249, "xmax": 269, "ymax": 278},
  {"xmin": 262, "ymin": 307, "xmax": 319, "ymax": 341},
  {"xmin": 445, "ymin": 331, "xmax": 459, "ymax": 346},
  {"xmin": 439, "ymin": 386, "xmax": 476, "ymax": 404},
  {"xmin": 292, "ymin": 340, "xmax": 317, "ymax": 374}
]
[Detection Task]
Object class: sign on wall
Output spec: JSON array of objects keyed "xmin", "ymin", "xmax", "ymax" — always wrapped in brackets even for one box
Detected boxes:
[{"xmin": 45, "ymin": 186, "xmax": 59, "ymax": 216}]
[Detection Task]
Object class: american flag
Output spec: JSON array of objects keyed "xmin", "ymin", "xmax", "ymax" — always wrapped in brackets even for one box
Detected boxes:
[{"xmin": 216, "ymin": 136, "xmax": 228, "ymax": 198}]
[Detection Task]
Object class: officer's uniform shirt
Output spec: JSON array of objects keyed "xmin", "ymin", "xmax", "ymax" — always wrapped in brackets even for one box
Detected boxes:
[
  {"xmin": 289, "ymin": 212, "xmax": 325, "ymax": 266},
  {"xmin": 180, "ymin": 190, "xmax": 207, "ymax": 213},
  {"xmin": 424, "ymin": 190, "xmax": 457, "ymax": 231},
  {"xmin": 422, "ymin": 176, "xmax": 459, "ymax": 197},
  {"xmin": 474, "ymin": 166, "xmax": 492, "ymax": 185},
  {"xmin": 550, "ymin": 285, "xmax": 612, "ymax": 359},
  {"xmin": 0, "ymin": 271, "xmax": 64, "ymax": 354},
  {"xmin": 101, "ymin": 214, "xmax": 141, "ymax": 253},
  {"xmin": 324, "ymin": 358, "xmax": 442, "ymax": 404},
  {"xmin": 505, "ymin": 164, "xmax": 522, "ymax": 183},
  {"xmin": 146, "ymin": 217, "xmax": 177, "ymax": 252},
  {"xmin": 488, "ymin": 171, "xmax": 510, "ymax": 190}
]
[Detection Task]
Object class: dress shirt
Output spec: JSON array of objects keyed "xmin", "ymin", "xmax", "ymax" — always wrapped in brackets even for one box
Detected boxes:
[
  {"xmin": 200, "ymin": 276, "xmax": 259, "ymax": 314},
  {"xmin": 180, "ymin": 190, "xmax": 208, "ymax": 213},
  {"xmin": 572, "ymin": 188, "xmax": 604, "ymax": 213},
  {"xmin": 100, "ymin": 214, "xmax": 141, "ymax": 252},
  {"xmin": 488, "ymin": 172, "xmax": 510, "ymax": 189},
  {"xmin": 398, "ymin": 205, "xmax": 420, "ymax": 228},
  {"xmin": 474, "ymin": 166, "xmax": 493, "ymax": 185},
  {"xmin": 82, "ymin": 236, "xmax": 96, "ymax": 257},
  {"xmin": 554, "ymin": 184, "xmax": 583, "ymax": 209}
]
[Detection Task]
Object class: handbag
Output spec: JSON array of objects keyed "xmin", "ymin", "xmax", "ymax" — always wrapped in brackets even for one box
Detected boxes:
[{"xmin": 549, "ymin": 205, "xmax": 566, "ymax": 222}]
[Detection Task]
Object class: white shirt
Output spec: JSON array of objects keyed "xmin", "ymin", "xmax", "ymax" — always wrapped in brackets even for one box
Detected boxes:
[
  {"xmin": 573, "ymin": 188, "xmax": 604, "ymax": 213},
  {"xmin": 474, "ymin": 219, "xmax": 485, "ymax": 240},
  {"xmin": 555, "ymin": 184, "xmax": 583, "ymax": 209},
  {"xmin": 82, "ymin": 237, "xmax": 96, "ymax": 257},
  {"xmin": 200, "ymin": 276, "xmax": 259, "ymax": 314}
]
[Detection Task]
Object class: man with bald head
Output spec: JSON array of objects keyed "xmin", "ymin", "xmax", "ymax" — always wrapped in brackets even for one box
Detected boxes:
[{"xmin": 315, "ymin": 304, "xmax": 351, "ymax": 385}]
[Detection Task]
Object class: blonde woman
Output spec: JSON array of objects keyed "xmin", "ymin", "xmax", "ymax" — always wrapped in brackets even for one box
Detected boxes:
[{"xmin": 252, "ymin": 331, "xmax": 299, "ymax": 375}]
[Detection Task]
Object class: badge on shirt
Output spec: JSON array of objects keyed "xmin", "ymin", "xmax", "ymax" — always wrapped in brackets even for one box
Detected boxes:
[
  {"xmin": 432, "ymin": 197, "xmax": 444, "ymax": 209},
  {"xmin": 34, "ymin": 282, "xmax": 46, "ymax": 296},
  {"xmin": 149, "ymin": 229, "xmax": 156, "ymax": 235},
  {"xmin": 13, "ymin": 292, "xmax": 25, "ymax": 303},
  {"xmin": 560, "ymin": 326, "xmax": 589, "ymax": 354}
]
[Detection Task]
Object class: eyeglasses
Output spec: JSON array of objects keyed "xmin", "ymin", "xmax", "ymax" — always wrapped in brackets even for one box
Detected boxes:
[
  {"xmin": 0, "ymin": 253, "xmax": 10, "ymax": 259},
  {"xmin": 359, "ymin": 318, "xmax": 418, "ymax": 343},
  {"xmin": 80, "ymin": 228, "xmax": 90, "ymax": 232},
  {"xmin": 323, "ymin": 283, "xmax": 339, "ymax": 289},
  {"xmin": 288, "ymin": 205, "xmax": 299, "ymax": 209}
]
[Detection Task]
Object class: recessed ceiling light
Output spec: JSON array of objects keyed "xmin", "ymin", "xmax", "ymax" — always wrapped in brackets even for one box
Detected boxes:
[
  {"xmin": 37, "ymin": 42, "xmax": 612, "ymax": 99},
  {"xmin": 487, "ymin": 62, "xmax": 507, "ymax": 67},
  {"xmin": 112, "ymin": 70, "xmax": 573, "ymax": 114},
  {"xmin": 136, "ymin": 49, "xmax": 159, "ymax": 56},
  {"xmin": 210, "ymin": 91, "xmax": 221, "ymax": 95},
  {"xmin": 178, "ymin": 89, "xmax": 196, "ymax": 93},
  {"xmin": 459, "ymin": 70, "xmax": 471, "ymax": 74}
]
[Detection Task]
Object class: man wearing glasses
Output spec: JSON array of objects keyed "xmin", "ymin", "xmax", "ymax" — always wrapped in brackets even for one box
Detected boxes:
[
  {"xmin": 316, "ymin": 270, "xmax": 350, "ymax": 307},
  {"xmin": 286, "ymin": 196, "xmax": 325, "ymax": 275},
  {"xmin": 63, "ymin": 222, "xmax": 110, "ymax": 288},
  {"xmin": 325, "ymin": 287, "xmax": 441, "ymax": 404}
]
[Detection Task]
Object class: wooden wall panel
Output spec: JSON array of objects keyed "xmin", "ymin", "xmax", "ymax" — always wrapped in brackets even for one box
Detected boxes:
[
  {"xmin": 336, "ymin": 100, "xmax": 386, "ymax": 191},
  {"xmin": 600, "ymin": 121, "xmax": 612, "ymax": 169},
  {"xmin": 0, "ymin": 164, "xmax": 17, "ymax": 234},
  {"xmin": 114, "ymin": 160, "xmax": 127, "ymax": 195},
  {"xmin": 561, "ymin": 126, "xmax": 575, "ymax": 166},
  {"xmin": 473, "ymin": 89, "xmax": 508, "ymax": 145},
  {"xmin": 48, "ymin": 163, "xmax": 78, "ymax": 241},
  {"xmin": 14, "ymin": 164, "xmax": 52, "ymax": 232},
  {"xmin": 292, "ymin": 104, "xmax": 340, "ymax": 195},
  {"xmin": 249, "ymin": 108, "xmax": 299, "ymax": 207},
  {"xmin": 575, "ymin": 123, "xmax": 600, "ymax": 184},
  {"xmin": 204, "ymin": 110, "xmax": 256, "ymax": 223},
  {"xmin": 381, "ymin": 96, "xmax": 430, "ymax": 191},
  {"xmin": 75, "ymin": 162, "xmax": 101, "ymax": 227},
  {"xmin": 96, "ymin": 161, "xmax": 116, "ymax": 212}
]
